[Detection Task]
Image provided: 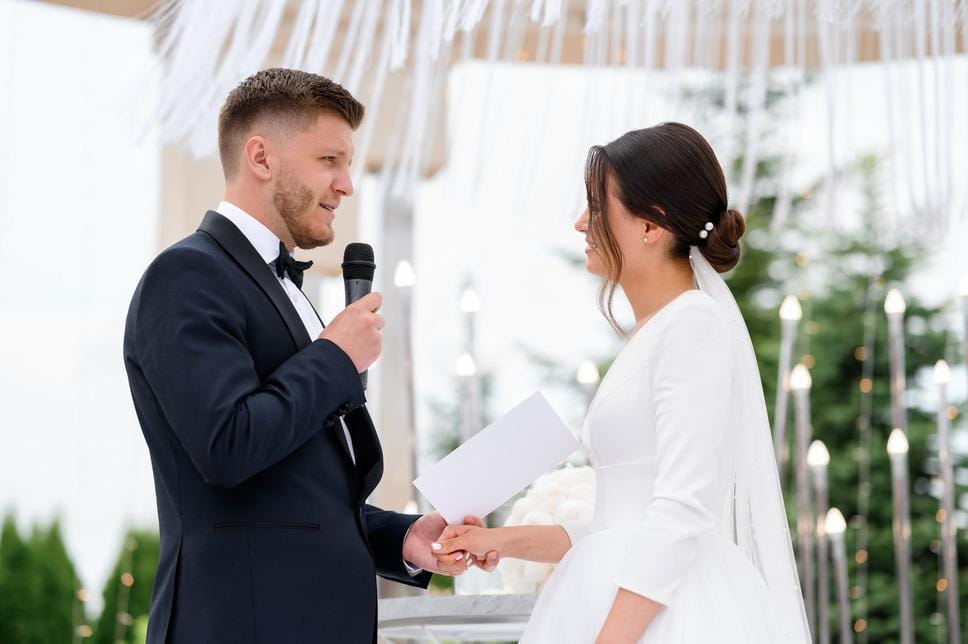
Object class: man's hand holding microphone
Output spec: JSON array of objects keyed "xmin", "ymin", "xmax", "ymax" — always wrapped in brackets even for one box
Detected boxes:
[{"xmin": 319, "ymin": 291, "xmax": 384, "ymax": 374}]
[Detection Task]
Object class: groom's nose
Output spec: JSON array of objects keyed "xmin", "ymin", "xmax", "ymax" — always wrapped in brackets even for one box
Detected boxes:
[{"xmin": 334, "ymin": 168, "xmax": 354, "ymax": 197}]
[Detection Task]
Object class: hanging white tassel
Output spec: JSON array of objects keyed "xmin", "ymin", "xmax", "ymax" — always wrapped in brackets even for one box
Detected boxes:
[
  {"xmin": 696, "ymin": 0, "xmax": 722, "ymax": 15},
  {"xmin": 519, "ymin": 0, "xmax": 572, "ymax": 208},
  {"xmin": 303, "ymin": 0, "xmax": 345, "ymax": 72},
  {"xmin": 344, "ymin": 0, "xmax": 384, "ymax": 94},
  {"xmin": 765, "ymin": 0, "xmax": 784, "ymax": 19},
  {"xmin": 530, "ymin": 0, "xmax": 545, "ymax": 22},
  {"xmin": 390, "ymin": 0, "xmax": 412, "ymax": 70},
  {"xmin": 333, "ymin": 0, "xmax": 369, "ymax": 81},
  {"xmin": 352, "ymin": 0, "xmax": 397, "ymax": 187},
  {"xmin": 425, "ymin": 0, "xmax": 445, "ymax": 60},
  {"xmin": 736, "ymin": 0, "xmax": 772, "ymax": 215},
  {"xmin": 150, "ymin": 0, "xmax": 967, "ymax": 234},
  {"xmin": 280, "ymin": 0, "xmax": 319, "ymax": 69},
  {"xmin": 392, "ymin": 0, "xmax": 441, "ymax": 196},
  {"xmin": 770, "ymin": 0, "xmax": 798, "ymax": 229},
  {"xmin": 444, "ymin": 0, "xmax": 464, "ymax": 41},
  {"xmin": 586, "ymin": 0, "xmax": 609, "ymax": 33},
  {"xmin": 158, "ymin": 0, "xmax": 242, "ymax": 145},
  {"xmin": 543, "ymin": 0, "xmax": 564, "ymax": 25},
  {"xmin": 461, "ymin": 0, "xmax": 490, "ymax": 31},
  {"xmin": 814, "ymin": 0, "xmax": 842, "ymax": 24},
  {"xmin": 912, "ymin": 0, "xmax": 935, "ymax": 221},
  {"xmin": 719, "ymin": 0, "xmax": 747, "ymax": 175}
]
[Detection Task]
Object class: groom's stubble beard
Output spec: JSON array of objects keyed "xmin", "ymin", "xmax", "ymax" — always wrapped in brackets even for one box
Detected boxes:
[{"xmin": 272, "ymin": 168, "xmax": 335, "ymax": 250}]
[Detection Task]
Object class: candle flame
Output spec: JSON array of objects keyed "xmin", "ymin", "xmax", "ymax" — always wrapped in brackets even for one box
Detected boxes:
[
  {"xmin": 887, "ymin": 428, "xmax": 909, "ymax": 455},
  {"xmin": 779, "ymin": 295, "xmax": 802, "ymax": 321},
  {"xmin": 884, "ymin": 288, "xmax": 906, "ymax": 315},
  {"xmin": 825, "ymin": 508, "xmax": 847, "ymax": 535},
  {"xmin": 789, "ymin": 364, "xmax": 812, "ymax": 391},
  {"xmin": 807, "ymin": 440, "xmax": 830, "ymax": 467},
  {"xmin": 933, "ymin": 360, "xmax": 951, "ymax": 385}
]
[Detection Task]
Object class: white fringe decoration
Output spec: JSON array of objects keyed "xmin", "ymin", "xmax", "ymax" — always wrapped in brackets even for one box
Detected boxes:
[{"xmin": 151, "ymin": 0, "xmax": 968, "ymax": 229}]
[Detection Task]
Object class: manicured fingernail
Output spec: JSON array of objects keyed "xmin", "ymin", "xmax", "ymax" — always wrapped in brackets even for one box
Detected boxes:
[
  {"xmin": 455, "ymin": 553, "xmax": 463, "ymax": 561},
  {"xmin": 431, "ymin": 543, "xmax": 442, "ymax": 551}
]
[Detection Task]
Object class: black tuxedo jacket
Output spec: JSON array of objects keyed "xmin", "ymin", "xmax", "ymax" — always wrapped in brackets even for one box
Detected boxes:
[{"xmin": 123, "ymin": 211, "xmax": 431, "ymax": 644}]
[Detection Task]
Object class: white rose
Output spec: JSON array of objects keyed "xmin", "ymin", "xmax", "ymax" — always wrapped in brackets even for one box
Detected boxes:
[
  {"xmin": 553, "ymin": 499, "xmax": 593, "ymax": 524},
  {"xmin": 522, "ymin": 561, "xmax": 555, "ymax": 584}
]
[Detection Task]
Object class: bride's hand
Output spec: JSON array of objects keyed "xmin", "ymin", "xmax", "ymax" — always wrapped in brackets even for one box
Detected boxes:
[{"xmin": 431, "ymin": 516, "xmax": 501, "ymax": 571}]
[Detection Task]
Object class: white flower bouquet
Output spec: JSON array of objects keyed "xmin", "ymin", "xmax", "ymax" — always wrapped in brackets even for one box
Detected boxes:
[{"xmin": 498, "ymin": 464, "xmax": 596, "ymax": 594}]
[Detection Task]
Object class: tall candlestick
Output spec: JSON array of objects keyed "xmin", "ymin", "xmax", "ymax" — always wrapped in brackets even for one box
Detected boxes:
[
  {"xmin": 934, "ymin": 360, "xmax": 960, "ymax": 644},
  {"xmin": 458, "ymin": 283, "xmax": 482, "ymax": 444},
  {"xmin": 884, "ymin": 289, "xmax": 908, "ymax": 433},
  {"xmin": 887, "ymin": 428, "xmax": 914, "ymax": 644},
  {"xmin": 825, "ymin": 508, "xmax": 853, "ymax": 644},
  {"xmin": 394, "ymin": 260, "xmax": 419, "ymax": 509},
  {"xmin": 775, "ymin": 295, "xmax": 803, "ymax": 477},
  {"xmin": 809, "ymin": 440, "xmax": 832, "ymax": 644},
  {"xmin": 456, "ymin": 352, "xmax": 477, "ymax": 443},
  {"xmin": 790, "ymin": 363, "xmax": 816, "ymax": 633}
]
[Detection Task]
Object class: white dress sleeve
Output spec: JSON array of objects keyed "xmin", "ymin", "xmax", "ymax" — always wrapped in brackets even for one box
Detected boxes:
[
  {"xmin": 561, "ymin": 519, "xmax": 592, "ymax": 546},
  {"xmin": 614, "ymin": 306, "xmax": 733, "ymax": 606}
]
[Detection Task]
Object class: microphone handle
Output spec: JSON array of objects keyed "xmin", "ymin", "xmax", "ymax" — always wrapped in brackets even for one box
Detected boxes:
[{"xmin": 343, "ymin": 278, "xmax": 373, "ymax": 389}]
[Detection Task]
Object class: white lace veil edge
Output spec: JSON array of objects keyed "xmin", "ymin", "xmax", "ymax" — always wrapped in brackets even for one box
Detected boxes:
[{"xmin": 689, "ymin": 246, "xmax": 812, "ymax": 642}]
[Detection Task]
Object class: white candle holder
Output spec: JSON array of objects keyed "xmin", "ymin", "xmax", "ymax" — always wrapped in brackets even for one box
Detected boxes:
[
  {"xmin": 825, "ymin": 508, "xmax": 852, "ymax": 644},
  {"xmin": 934, "ymin": 360, "xmax": 960, "ymax": 644},
  {"xmin": 887, "ymin": 428, "xmax": 914, "ymax": 644},
  {"xmin": 790, "ymin": 363, "xmax": 816, "ymax": 633},
  {"xmin": 809, "ymin": 440, "xmax": 831, "ymax": 644}
]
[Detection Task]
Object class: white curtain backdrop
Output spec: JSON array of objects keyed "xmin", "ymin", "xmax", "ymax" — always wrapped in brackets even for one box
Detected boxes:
[{"xmin": 0, "ymin": 0, "xmax": 160, "ymax": 611}]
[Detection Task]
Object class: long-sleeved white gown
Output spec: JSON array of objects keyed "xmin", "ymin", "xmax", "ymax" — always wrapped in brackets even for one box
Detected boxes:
[{"xmin": 521, "ymin": 290, "xmax": 784, "ymax": 643}]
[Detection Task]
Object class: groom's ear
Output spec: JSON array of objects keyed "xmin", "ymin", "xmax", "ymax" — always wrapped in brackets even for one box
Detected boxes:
[{"xmin": 242, "ymin": 135, "xmax": 273, "ymax": 182}]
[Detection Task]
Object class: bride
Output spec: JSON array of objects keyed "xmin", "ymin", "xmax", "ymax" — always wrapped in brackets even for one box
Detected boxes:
[{"xmin": 431, "ymin": 123, "xmax": 811, "ymax": 643}]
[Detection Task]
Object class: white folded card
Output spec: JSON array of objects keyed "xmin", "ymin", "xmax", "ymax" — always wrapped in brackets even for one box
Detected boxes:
[{"xmin": 413, "ymin": 391, "xmax": 580, "ymax": 525}]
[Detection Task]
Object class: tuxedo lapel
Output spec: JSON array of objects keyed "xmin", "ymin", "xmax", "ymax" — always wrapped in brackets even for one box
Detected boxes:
[
  {"xmin": 344, "ymin": 406, "xmax": 384, "ymax": 500},
  {"xmin": 197, "ymin": 211, "xmax": 312, "ymax": 351},
  {"xmin": 198, "ymin": 212, "xmax": 358, "ymax": 465}
]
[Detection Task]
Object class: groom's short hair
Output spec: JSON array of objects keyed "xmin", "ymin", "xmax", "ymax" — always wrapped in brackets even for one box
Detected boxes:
[{"xmin": 218, "ymin": 68, "xmax": 365, "ymax": 178}]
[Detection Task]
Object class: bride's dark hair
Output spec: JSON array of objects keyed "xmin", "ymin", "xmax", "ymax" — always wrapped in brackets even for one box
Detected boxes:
[{"xmin": 585, "ymin": 122, "xmax": 745, "ymax": 334}]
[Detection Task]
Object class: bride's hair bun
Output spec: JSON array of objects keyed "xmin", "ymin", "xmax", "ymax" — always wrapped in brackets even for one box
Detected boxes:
[{"xmin": 701, "ymin": 208, "xmax": 745, "ymax": 273}]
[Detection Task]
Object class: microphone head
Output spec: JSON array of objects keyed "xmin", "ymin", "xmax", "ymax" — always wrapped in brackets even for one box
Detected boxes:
[{"xmin": 342, "ymin": 243, "xmax": 376, "ymax": 281}]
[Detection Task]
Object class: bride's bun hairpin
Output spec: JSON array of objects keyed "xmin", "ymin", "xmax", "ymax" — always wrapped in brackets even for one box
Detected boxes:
[{"xmin": 698, "ymin": 221, "xmax": 715, "ymax": 240}]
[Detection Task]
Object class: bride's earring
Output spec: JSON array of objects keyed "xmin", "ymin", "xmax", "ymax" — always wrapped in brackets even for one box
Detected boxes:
[{"xmin": 642, "ymin": 236, "xmax": 649, "ymax": 244}]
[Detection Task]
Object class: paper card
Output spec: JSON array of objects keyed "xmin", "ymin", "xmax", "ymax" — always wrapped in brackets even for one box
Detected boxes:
[{"xmin": 413, "ymin": 391, "xmax": 580, "ymax": 525}]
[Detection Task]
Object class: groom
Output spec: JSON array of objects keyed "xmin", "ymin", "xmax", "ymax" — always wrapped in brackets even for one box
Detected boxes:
[{"xmin": 123, "ymin": 69, "xmax": 492, "ymax": 643}]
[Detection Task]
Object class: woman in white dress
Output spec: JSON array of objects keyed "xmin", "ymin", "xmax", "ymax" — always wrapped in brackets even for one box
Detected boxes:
[{"xmin": 432, "ymin": 123, "xmax": 811, "ymax": 643}]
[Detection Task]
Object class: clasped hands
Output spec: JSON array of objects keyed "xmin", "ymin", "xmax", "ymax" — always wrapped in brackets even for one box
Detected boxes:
[{"xmin": 402, "ymin": 512, "xmax": 501, "ymax": 576}]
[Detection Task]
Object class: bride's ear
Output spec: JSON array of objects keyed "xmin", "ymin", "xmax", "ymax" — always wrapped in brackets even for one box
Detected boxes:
[{"xmin": 641, "ymin": 220, "xmax": 666, "ymax": 245}]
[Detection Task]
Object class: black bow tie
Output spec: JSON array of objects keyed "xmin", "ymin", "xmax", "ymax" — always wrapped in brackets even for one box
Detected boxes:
[{"xmin": 273, "ymin": 242, "xmax": 313, "ymax": 289}]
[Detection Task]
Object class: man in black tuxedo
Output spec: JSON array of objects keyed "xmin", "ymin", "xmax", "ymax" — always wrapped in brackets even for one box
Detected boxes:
[{"xmin": 123, "ymin": 69, "xmax": 496, "ymax": 644}]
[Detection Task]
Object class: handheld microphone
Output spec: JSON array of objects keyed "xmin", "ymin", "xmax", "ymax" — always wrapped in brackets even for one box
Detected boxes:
[{"xmin": 341, "ymin": 243, "xmax": 376, "ymax": 389}]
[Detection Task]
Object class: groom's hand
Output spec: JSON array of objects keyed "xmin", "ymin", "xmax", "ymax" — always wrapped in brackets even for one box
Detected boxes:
[
  {"xmin": 319, "ymin": 292, "xmax": 384, "ymax": 372},
  {"xmin": 402, "ymin": 513, "xmax": 499, "ymax": 576},
  {"xmin": 403, "ymin": 512, "xmax": 465, "ymax": 575},
  {"xmin": 431, "ymin": 515, "xmax": 501, "ymax": 573}
]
